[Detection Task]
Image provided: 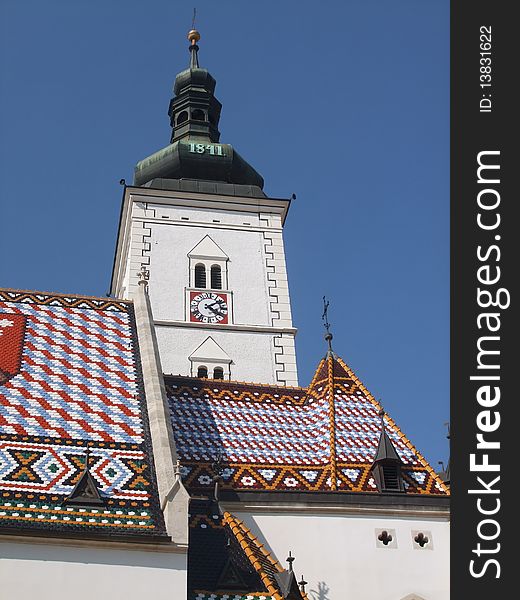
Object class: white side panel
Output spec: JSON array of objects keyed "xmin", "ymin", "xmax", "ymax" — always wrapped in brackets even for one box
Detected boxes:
[
  {"xmin": 148, "ymin": 222, "xmax": 270, "ymax": 327},
  {"xmin": 0, "ymin": 542, "xmax": 187, "ymax": 600},
  {"xmin": 234, "ymin": 511, "xmax": 449, "ymax": 600},
  {"xmin": 157, "ymin": 326, "xmax": 278, "ymax": 383}
]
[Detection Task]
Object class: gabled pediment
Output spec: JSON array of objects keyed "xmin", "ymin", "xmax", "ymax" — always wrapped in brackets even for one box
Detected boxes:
[
  {"xmin": 188, "ymin": 235, "xmax": 228, "ymax": 260},
  {"xmin": 64, "ymin": 465, "xmax": 105, "ymax": 507},
  {"xmin": 216, "ymin": 557, "xmax": 250, "ymax": 591},
  {"xmin": 189, "ymin": 336, "xmax": 232, "ymax": 364}
]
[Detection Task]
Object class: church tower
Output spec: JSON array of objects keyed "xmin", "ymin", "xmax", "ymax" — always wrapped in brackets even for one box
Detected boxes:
[{"xmin": 111, "ymin": 30, "xmax": 298, "ymax": 386}]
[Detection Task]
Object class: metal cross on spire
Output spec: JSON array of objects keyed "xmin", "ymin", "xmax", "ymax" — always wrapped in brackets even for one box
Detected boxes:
[{"xmin": 322, "ymin": 296, "xmax": 334, "ymax": 353}]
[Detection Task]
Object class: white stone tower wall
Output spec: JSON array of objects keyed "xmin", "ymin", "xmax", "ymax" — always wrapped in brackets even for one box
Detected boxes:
[{"xmin": 112, "ymin": 189, "xmax": 298, "ymax": 386}]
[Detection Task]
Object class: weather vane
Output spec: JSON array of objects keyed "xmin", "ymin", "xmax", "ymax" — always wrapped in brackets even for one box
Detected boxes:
[
  {"xmin": 322, "ymin": 296, "xmax": 333, "ymax": 352},
  {"xmin": 322, "ymin": 296, "xmax": 331, "ymax": 334},
  {"xmin": 192, "ymin": 7, "xmax": 197, "ymax": 30}
]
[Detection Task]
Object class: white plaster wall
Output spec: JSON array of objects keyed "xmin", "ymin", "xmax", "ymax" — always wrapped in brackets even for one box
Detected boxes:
[
  {"xmin": 157, "ymin": 326, "xmax": 277, "ymax": 382},
  {"xmin": 0, "ymin": 541, "xmax": 186, "ymax": 600},
  {"xmin": 235, "ymin": 511, "xmax": 449, "ymax": 600},
  {"xmin": 149, "ymin": 203, "xmax": 262, "ymax": 227},
  {"xmin": 147, "ymin": 220, "xmax": 271, "ymax": 326},
  {"xmin": 118, "ymin": 194, "xmax": 298, "ymax": 384}
]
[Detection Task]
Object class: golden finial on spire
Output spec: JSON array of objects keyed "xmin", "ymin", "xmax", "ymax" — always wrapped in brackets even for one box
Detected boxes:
[
  {"xmin": 188, "ymin": 29, "xmax": 200, "ymax": 45},
  {"xmin": 188, "ymin": 8, "xmax": 200, "ymax": 45}
]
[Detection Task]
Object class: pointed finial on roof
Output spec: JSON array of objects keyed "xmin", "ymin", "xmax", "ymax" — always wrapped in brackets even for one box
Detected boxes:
[
  {"xmin": 371, "ymin": 403, "xmax": 404, "ymax": 492},
  {"xmin": 211, "ymin": 452, "xmax": 224, "ymax": 503},
  {"xmin": 299, "ymin": 575, "xmax": 308, "ymax": 593},
  {"xmin": 187, "ymin": 10, "xmax": 201, "ymax": 70},
  {"xmin": 374, "ymin": 405, "xmax": 401, "ymax": 464},
  {"xmin": 442, "ymin": 421, "xmax": 451, "ymax": 485},
  {"xmin": 173, "ymin": 459, "xmax": 181, "ymax": 481},
  {"xmin": 137, "ymin": 265, "xmax": 150, "ymax": 288},
  {"xmin": 322, "ymin": 296, "xmax": 334, "ymax": 355},
  {"xmin": 286, "ymin": 550, "xmax": 295, "ymax": 572}
]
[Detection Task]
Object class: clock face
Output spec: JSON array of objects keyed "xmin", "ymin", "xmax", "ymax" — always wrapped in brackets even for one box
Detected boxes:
[{"xmin": 189, "ymin": 292, "xmax": 229, "ymax": 324}]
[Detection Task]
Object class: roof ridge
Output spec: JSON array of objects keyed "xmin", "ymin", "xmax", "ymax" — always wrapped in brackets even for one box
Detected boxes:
[
  {"xmin": 164, "ymin": 374, "xmax": 306, "ymax": 392},
  {"xmin": 334, "ymin": 355, "xmax": 450, "ymax": 495},
  {"xmin": 306, "ymin": 357, "xmax": 327, "ymax": 391},
  {"xmin": 0, "ymin": 287, "xmax": 131, "ymax": 305},
  {"xmin": 326, "ymin": 355, "xmax": 338, "ymax": 491}
]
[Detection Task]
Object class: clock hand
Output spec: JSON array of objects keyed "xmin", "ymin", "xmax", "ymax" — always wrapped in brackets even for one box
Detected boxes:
[{"xmin": 207, "ymin": 304, "xmax": 225, "ymax": 316}]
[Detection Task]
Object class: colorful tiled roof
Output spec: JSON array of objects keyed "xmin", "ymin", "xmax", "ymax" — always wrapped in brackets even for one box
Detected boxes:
[
  {"xmin": 0, "ymin": 289, "xmax": 166, "ymax": 538},
  {"xmin": 167, "ymin": 354, "xmax": 449, "ymax": 496},
  {"xmin": 188, "ymin": 498, "xmax": 307, "ymax": 600}
]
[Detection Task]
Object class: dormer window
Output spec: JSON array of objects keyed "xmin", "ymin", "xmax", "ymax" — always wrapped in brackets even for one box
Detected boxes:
[
  {"xmin": 381, "ymin": 463, "xmax": 402, "ymax": 491},
  {"xmin": 371, "ymin": 410, "xmax": 404, "ymax": 493},
  {"xmin": 213, "ymin": 367, "xmax": 224, "ymax": 380},
  {"xmin": 372, "ymin": 461, "xmax": 404, "ymax": 492}
]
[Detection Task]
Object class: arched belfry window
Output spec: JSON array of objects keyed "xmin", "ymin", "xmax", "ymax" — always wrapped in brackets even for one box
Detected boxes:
[
  {"xmin": 195, "ymin": 264, "xmax": 206, "ymax": 289},
  {"xmin": 191, "ymin": 109, "xmax": 205, "ymax": 121},
  {"xmin": 197, "ymin": 366, "xmax": 208, "ymax": 378},
  {"xmin": 211, "ymin": 265, "xmax": 222, "ymax": 290},
  {"xmin": 177, "ymin": 111, "xmax": 188, "ymax": 125},
  {"xmin": 213, "ymin": 367, "xmax": 224, "ymax": 380}
]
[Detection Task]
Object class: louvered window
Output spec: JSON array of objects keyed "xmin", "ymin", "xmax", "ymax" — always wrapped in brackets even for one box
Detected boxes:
[
  {"xmin": 197, "ymin": 366, "xmax": 208, "ymax": 378},
  {"xmin": 195, "ymin": 264, "xmax": 206, "ymax": 288},
  {"xmin": 213, "ymin": 367, "xmax": 224, "ymax": 380},
  {"xmin": 211, "ymin": 265, "xmax": 222, "ymax": 289},
  {"xmin": 382, "ymin": 464, "xmax": 401, "ymax": 490}
]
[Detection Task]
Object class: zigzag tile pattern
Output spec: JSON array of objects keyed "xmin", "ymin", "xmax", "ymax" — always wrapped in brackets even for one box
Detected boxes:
[
  {"xmin": 168, "ymin": 381, "xmax": 329, "ymax": 465},
  {"xmin": 0, "ymin": 298, "xmax": 142, "ymax": 443},
  {"xmin": 166, "ymin": 355, "xmax": 449, "ymax": 496},
  {"xmin": 0, "ymin": 289, "xmax": 165, "ymax": 537}
]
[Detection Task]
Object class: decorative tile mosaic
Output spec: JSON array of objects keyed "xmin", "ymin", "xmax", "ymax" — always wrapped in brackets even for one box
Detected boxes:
[
  {"xmin": 167, "ymin": 354, "xmax": 448, "ymax": 496},
  {"xmin": 0, "ymin": 289, "xmax": 165, "ymax": 537}
]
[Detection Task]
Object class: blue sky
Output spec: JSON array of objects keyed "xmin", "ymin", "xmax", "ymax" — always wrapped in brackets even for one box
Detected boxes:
[{"xmin": 0, "ymin": 1, "xmax": 449, "ymax": 467}]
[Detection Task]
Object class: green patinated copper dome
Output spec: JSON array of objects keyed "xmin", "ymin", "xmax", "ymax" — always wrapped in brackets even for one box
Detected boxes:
[{"xmin": 134, "ymin": 30, "xmax": 264, "ymax": 191}]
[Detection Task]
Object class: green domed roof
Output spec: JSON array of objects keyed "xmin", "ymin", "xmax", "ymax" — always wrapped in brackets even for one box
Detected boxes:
[{"xmin": 133, "ymin": 33, "xmax": 263, "ymax": 191}]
